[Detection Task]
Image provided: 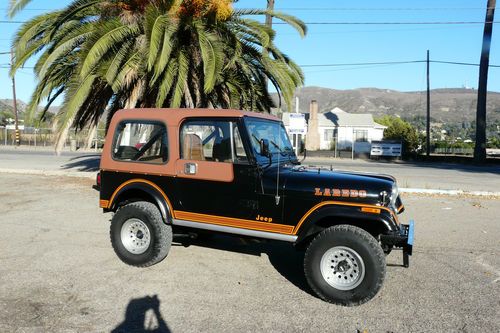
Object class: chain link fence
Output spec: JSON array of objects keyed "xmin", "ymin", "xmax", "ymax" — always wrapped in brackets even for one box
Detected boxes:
[{"xmin": 0, "ymin": 126, "xmax": 106, "ymax": 150}]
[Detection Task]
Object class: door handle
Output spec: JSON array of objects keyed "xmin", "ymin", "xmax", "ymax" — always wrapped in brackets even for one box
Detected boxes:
[{"xmin": 184, "ymin": 162, "xmax": 197, "ymax": 175}]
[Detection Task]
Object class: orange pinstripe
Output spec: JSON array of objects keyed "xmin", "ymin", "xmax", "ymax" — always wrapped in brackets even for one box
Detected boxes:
[
  {"xmin": 107, "ymin": 179, "xmax": 175, "ymax": 218},
  {"xmin": 292, "ymin": 200, "xmax": 398, "ymax": 234},
  {"xmin": 174, "ymin": 211, "xmax": 294, "ymax": 234}
]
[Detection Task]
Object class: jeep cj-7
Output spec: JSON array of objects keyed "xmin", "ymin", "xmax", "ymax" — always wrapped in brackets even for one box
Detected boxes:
[{"xmin": 96, "ymin": 108, "xmax": 414, "ymax": 306}]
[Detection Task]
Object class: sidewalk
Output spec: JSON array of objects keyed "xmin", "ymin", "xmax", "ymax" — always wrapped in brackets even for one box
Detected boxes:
[{"xmin": 1, "ymin": 148, "xmax": 499, "ymax": 196}]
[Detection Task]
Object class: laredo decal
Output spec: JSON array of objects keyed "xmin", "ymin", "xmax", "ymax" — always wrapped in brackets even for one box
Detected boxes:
[{"xmin": 314, "ymin": 188, "xmax": 367, "ymax": 198}]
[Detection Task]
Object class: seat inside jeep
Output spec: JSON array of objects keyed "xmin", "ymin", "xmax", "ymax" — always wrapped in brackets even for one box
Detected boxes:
[{"xmin": 182, "ymin": 133, "xmax": 205, "ymax": 160}]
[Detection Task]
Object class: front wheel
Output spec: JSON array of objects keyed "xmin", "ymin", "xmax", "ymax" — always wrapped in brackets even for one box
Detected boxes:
[
  {"xmin": 304, "ymin": 225, "xmax": 386, "ymax": 306},
  {"xmin": 110, "ymin": 201, "xmax": 172, "ymax": 267}
]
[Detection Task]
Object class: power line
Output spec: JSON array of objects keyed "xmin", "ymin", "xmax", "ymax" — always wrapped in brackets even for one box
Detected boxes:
[
  {"xmin": 1, "ymin": 6, "xmax": 494, "ymax": 12},
  {"xmin": 1, "ymin": 20, "xmax": 500, "ymax": 25},
  {"xmin": 0, "ymin": 8, "xmax": 53, "ymax": 11},
  {"xmin": 276, "ymin": 7, "xmax": 495, "ymax": 11},
  {"xmin": 301, "ymin": 60, "xmax": 500, "ymax": 68},
  {"xmin": 1, "ymin": 59, "xmax": 499, "ymax": 69},
  {"xmin": 274, "ymin": 21, "xmax": 500, "ymax": 25},
  {"xmin": 431, "ymin": 60, "xmax": 500, "ymax": 67},
  {"xmin": 0, "ymin": 6, "xmax": 496, "ymax": 11},
  {"xmin": 300, "ymin": 60, "xmax": 425, "ymax": 67}
]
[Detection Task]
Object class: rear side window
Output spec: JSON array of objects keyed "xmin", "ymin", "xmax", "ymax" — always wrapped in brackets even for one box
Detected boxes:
[{"xmin": 112, "ymin": 121, "xmax": 168, "ymax": 164}]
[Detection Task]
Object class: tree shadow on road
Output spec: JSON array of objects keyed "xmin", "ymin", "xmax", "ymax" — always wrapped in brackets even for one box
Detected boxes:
[
  {"xmin": 173, "ymin": 234, "xmax": 316, "ymax": 298},
  {"xmin": 61, "ymin": 155, "xmax": 101, "ymax": 172},
  {"xmin": 112, "ymin": 295, "xmax": 171, "ymax": 333}
]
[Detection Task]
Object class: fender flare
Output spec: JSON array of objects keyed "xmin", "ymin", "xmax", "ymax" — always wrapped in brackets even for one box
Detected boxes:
[
  {"xmin": 294, "ymin": 204, "xmax": 397, "ymax": 244},
  {"xmin": 108, "ymin": 179, "xmax": 173, "ymax": 224}
]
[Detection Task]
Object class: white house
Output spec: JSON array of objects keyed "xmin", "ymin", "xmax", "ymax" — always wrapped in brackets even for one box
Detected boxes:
[{"xmin": 283, "ymin": 107, "xmax": 386, "ymax": 153}]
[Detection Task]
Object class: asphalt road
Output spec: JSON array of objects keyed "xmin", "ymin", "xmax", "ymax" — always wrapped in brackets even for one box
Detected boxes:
[
  {"xmin": 0, "ymin": 174, "xmax": 499, "ymax": 332},
  {"xmin": 305, "ymin": 157, "xmax": 500, "ymax": 192},
  {"xmin": 1, "ymin": 148, "xmax": 500, "ymax": 192}
]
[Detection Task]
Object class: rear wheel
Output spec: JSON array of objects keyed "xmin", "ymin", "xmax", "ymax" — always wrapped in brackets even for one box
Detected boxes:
[
  {"xmin": 110, "ymin": 201, "xmax": 172, "ymax": 267},
  {"xmin": 304, "ymin": 225, "xmax": 386, "ymax": 306}
]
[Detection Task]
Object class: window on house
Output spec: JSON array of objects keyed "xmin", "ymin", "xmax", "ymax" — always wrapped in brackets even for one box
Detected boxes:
[
  {"xmin": 324, "ymin": 129, "xmax": 336, "ymax": 141},
  {"xmin": 354, "ymin": 130, "xmax": 369, "ymax": 142},
  {"xmin": 112, "ymin": 121, "xmax": 168, "ymax": 164}
]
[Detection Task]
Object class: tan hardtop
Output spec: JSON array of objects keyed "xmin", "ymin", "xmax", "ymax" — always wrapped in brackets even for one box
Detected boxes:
[
  {"xmin": 111, "ymin": 108, "xmax": 279, "ymax": 127},
  {"xmin": 101, "ymin": 108, "xmax": 279, "ymax": 175}
]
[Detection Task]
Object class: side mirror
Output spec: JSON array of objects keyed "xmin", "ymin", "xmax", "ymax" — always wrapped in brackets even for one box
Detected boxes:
[
  {"xmin": 300, "ymin": 148, "xmax": 307, "ymax": 163},
  {"xmin": 260, "ymin": 139, "xmax": 271, "ymax": 157}
]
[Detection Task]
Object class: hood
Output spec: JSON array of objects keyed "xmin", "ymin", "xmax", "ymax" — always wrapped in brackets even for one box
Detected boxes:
[{"xmin": 271, "ymin": 165, "xmax": 396, "ymax": 206}]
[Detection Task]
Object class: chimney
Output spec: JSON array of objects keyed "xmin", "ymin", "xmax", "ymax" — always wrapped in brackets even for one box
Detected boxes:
[
  {"xmin": 306, "ymin": 100, "xmax": 320, "ymax": 151},
  {"xmin": 310, "ymin": 100, "xmax": 318, "ymax": 120}
]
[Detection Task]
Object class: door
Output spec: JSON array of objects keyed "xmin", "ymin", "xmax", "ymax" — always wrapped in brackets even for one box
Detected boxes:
[{"xmin": 175, "ymin": 118, "xmax": 259, "ymax": 220}]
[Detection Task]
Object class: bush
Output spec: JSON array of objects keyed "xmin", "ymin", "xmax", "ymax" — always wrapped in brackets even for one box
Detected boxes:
[{"xmin": 376, "ymin": 115, "xmax": 420, "ymax": 157}]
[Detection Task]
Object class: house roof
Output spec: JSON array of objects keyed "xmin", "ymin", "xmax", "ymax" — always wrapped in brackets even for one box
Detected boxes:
[{"xmin": 282, "ymin": 107, "xmax": 386, "ymax": 128}]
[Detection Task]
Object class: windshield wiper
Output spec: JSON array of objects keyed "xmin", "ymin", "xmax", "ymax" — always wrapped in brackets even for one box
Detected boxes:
[{"xmin": 269, "ymin": 140, "xmax": 284, "ymax": 153}]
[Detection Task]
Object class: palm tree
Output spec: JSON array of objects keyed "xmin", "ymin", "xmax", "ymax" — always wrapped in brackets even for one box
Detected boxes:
[{"xmin": 10, "ymin": 0, "xmax": 306, "ymax": 154}]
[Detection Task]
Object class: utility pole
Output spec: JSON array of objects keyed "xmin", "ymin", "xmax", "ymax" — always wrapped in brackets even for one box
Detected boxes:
[
  {"xmin": 426, "ymin": 50, "xmax": 431, "ymax": 156},
  {"xmin": 264, "ymin": 0, "xmax": 275, "ymax": 108},
  {"xmin": 474, "ymin": 0, "xmax": 496, "ymax": 162},
  {"xmin": 265, "ymin": 0, "xmax": 275, "ymax": 28},
  {"xmin": 10, "ymin": 50, "xmax": 20, "ymax": 146}
]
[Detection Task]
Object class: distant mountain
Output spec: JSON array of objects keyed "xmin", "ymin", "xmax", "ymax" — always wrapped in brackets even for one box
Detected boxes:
[
  {"xmin": 274, "ymin": 87, "xmax": 500, "ymax": 123},
  {"xmin": 0, "ymin": 99, "xmax": 27, "ymax": 113},
  {"xmin": 0, "ymin": 99, "xmax": 60, "ymax": 116}
]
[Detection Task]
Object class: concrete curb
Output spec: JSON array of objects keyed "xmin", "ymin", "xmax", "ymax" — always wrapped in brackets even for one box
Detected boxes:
[
  {"xmin": 1, "ymin": 168, "xmax": 499, "ymax": 197},
  {"xmin": 0, "ymin": 168, "xmax": 96, "ymax": 179},
  {"xmin": 400, "ymin": 188, "xmax": 500, "ymax": 197}
]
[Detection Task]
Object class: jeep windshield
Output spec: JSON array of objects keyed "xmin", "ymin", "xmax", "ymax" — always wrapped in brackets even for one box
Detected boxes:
[{"xmin": 245, "ymin": 117, "xmax": 297, "ymax": 165}]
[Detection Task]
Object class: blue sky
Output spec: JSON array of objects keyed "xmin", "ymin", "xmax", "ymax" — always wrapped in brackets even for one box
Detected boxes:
[{"xmin": 0, "ymin": 0, "xmax": 499, "ymax": 105}]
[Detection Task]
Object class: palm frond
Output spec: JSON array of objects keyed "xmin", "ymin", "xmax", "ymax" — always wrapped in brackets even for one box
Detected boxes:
[
  {"xmin": 81, "ymin": 22, "xmax": 141, "ymax": 78},
  {"xmin": 7, "ymin": 0, "xmax": 32, "ymax": 18}
]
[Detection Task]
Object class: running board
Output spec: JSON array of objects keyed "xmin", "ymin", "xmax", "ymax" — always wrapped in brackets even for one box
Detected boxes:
[{"xmin": 172, "ymin": 219, "xmax": 298, "ymax": 243}]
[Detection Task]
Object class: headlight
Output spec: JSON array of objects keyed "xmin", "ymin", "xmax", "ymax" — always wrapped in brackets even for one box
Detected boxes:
[
  {"xmin": 379, "ymin": 183, "xmax": 398, "ymax": 209},
  {"xmin": 389, "ymin": 184, "xmax": 399, "ymax": 210}
]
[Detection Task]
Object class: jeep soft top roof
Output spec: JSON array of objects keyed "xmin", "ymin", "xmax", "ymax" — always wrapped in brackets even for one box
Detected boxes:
[{"xmin": 113, "ymin": 108, "xmax": 279, "ymax": 126}]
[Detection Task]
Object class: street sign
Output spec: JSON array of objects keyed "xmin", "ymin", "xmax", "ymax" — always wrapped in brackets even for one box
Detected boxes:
[
  {"xmin": 5, "ymin": 124, "xmax": 25, "ymax": 130},
  {"xmin": 289, "ymin": 113, "xmax": 306, "ymax": 134}
]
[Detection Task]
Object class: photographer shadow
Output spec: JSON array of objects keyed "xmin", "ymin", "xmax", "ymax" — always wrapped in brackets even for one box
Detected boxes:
[{"xmin": 112, "ymin": 295, "xmax": 171, "ymax": 333}]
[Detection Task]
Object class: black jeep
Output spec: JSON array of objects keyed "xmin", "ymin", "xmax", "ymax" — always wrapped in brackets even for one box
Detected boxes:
[{"xmin": 97, "ymin": 108, "xmax": 414, "ymax": 306}]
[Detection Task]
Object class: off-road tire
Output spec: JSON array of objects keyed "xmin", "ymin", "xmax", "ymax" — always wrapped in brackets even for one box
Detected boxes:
[
  {"xmin": 110, "ymin": 201, "xmax": 172, "ymax": 267},
  {"xmin": 304, "ymin": 224, "xmax": 386, "ymax": 306}
]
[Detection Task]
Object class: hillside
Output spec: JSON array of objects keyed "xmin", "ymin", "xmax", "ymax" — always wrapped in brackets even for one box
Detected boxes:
[
  {"xmin": 274, "ymin": 87, "xmax": 500, "ymax": 124},
  {"xmin": 0, "ymin": 99, "xmax": 27, "ymax": 113},
  {"xmin": 0, "ymin": 99, "xmax": 59, "ymax": 117}
]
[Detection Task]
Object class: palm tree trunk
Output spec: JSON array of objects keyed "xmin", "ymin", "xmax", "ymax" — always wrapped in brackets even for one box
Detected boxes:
[
  {"xmin": 184, "ymin": 81, "xmax": 194, "ymax": 108},
  {"xmin": 474, "ymin": 0, "xmax": 496, "ymax": 162},
  {"xmin": 85, "ymin": 125, "xmax": 97, "ymax": 150},
  {"xmin": 54, "ymin": 120, "xmax": 71, "ymax": 156}
]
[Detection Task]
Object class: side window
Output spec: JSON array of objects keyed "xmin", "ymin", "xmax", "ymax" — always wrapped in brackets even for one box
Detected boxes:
[
  {"xmin": 112, "ymin": 121, "xmax": 168, "ymax": 164},
  {"xmin": 180, "ymin": 119, "xmax": 248, "ymax": 163}
]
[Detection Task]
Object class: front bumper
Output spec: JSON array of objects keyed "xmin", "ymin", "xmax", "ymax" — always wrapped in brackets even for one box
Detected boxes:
[{"xmin": 380, "ymin": 220, "xmax": 415, "ymax": 267}]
